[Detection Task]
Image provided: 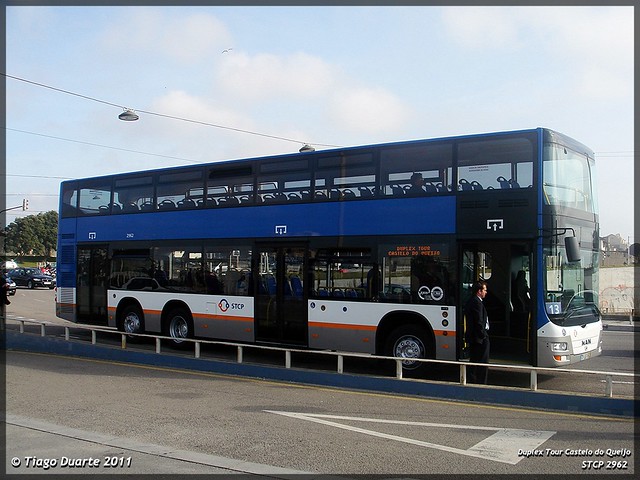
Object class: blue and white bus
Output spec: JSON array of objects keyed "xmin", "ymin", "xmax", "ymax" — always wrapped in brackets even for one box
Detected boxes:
[{"xmin": 56, "ymin": 127, "xmax": 602, "ymax": 371}]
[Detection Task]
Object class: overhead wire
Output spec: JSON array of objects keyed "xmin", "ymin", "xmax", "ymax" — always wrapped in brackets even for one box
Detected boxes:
[{"xmin": 3, "ymin": 73, "xmax": 342, "ymax": 148}]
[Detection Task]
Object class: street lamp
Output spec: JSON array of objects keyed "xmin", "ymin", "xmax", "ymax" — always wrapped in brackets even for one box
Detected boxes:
[
  {"xmin": 299, "ymin": 144, "xmax": 315, "ymax": 153},
  {"xmin": 118, "ymin": 108, "xmax": 139, "ymax": 121}
]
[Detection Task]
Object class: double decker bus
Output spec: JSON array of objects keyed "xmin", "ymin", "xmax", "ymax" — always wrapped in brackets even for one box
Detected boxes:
[{"xmin": 56, "ymin": 127, "xmax": 602, "ymax": 371}]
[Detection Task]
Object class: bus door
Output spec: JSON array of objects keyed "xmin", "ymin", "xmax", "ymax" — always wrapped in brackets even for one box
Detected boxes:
[
  {"xmin": 254, "ymin": 244, "xmax": 308, "ymax": 345},
  {"xmin": 459, "ymin": 241, "xmax": 533, "ymax": 364},
  {"xmin": 76, "ymin": 244, "xmax": 109, "ymax": 324}
]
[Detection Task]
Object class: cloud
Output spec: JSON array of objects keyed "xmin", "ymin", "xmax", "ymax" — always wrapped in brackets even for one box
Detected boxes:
[
  {"xmin": 440, "ymin": 7, "xmax": 523, "ymax": 50},
  {"xmin": 440, "ymin": 6, "xmax": 633, "ymax": 101},
  {"xmin": 216, "ymin": 51, "xmax": 336, "ymax": 101},
  {"xmin": 329, "ymin": 87, "xmax": 412, "ymax": 135},
  {"xmin": 101, "ymin": 10, "xmax": 231, "ymax": 64}
]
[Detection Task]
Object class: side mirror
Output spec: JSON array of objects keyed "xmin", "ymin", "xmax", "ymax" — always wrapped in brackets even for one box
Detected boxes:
[{"xmin": 565, "ymin": 236, "xmax": 581, "ymax": 263}]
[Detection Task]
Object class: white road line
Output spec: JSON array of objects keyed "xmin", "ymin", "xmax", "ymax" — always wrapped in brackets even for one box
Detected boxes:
[{"xmin": 266, "ymin": 410, "xmax": 555, "ymax": 465}]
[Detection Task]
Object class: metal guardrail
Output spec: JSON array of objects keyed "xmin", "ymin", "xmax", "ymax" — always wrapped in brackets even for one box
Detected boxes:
[{"xmin": 9, "ymin": 318, "xmax": 637, "ymax": 399}]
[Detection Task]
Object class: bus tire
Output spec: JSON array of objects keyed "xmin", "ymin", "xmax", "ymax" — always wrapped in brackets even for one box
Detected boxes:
[
  {"xmin": 120, "ymin": 304, "xmax": 145, "ymax": 342},
  {"xmin": 384, "ymin": 324, "xmax": 432, "ymax": 375},
  {"xmin": 166, "ymin": 307, "xmax": 193, "ymax": 346}
]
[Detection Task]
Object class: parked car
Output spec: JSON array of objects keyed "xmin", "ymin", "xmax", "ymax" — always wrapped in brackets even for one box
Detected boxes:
[
  {"xmin": 6, "ymin": 267, "xmax": 55, "ymax": 289},
  {"xmin": 382, "ymin": 283, "xmax": 412, "ymax": 302},
  {"xmin": 5, "ymin": 260, "xmax": 18, "ymax": 269},
  {"xmin": 5, "ymin": 275, "xmax": 17, "ymax": 296}
]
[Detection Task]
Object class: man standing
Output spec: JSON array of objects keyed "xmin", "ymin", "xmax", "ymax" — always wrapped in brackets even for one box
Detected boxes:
[
  {"xmin": 1, "ymin": 268, "xmax": 11, "ymax": 308},
  {"xmin": 465, "ymin": 280, "xmax": 489, "ymax": 383}
]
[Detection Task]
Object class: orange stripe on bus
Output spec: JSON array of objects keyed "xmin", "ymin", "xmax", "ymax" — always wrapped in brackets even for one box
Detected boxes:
[
  {"xmin": 309, "ymin": 321, "xmax": 377, "ymax": 332},
  {"xmin": 193, "ymin": 313, "xmax": 253, "ymax": 323},
  {"xmin": 434, "ymin": 330, "xmax": 456, "ymax": 337}
]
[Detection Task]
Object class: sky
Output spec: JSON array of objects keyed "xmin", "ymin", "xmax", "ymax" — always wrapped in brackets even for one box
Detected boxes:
[{"xmin": 4, "ymin": 5, "xmax": 635, "ymax": 244}]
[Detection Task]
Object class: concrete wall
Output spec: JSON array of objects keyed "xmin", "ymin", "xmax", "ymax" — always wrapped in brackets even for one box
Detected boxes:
[{"xmin": 599, "ymin": 266, "xmax": 637, "ymax": 314}]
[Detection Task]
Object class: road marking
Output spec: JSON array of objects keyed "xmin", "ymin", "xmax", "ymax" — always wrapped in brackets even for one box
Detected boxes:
[{"xmin": 266, "ymin": 410, "xmax": 555, "ymax": 465}]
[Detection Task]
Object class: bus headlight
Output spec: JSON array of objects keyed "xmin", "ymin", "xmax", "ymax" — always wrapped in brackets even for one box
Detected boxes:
[{"xmin": 550, "ymin": 342, "xmax": 568, "ymax": 352}]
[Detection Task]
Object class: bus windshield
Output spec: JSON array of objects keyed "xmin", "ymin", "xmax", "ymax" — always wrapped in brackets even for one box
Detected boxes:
[
  {"xmin": 543, "ymin": 143, "xmax": 597, "ymax": 213},
  {"xmin": 544, "ymin": 245, "xmax": 600, "ymax": 327}
]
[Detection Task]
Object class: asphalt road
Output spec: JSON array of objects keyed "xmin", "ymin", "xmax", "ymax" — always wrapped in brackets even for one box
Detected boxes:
[
  {"xmin": 3, "ymin": 287, "xmax": 637, "ymax": 475},
  {"xmin": 5, "ymin": 349, "xmax": 635, "ymax": 476}
]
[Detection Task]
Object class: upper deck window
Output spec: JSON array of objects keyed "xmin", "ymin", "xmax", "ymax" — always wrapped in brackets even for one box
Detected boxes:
[
  {"xmin": 258, "ymin": 158, "xmax": 310, "ymax": 203},
  {"xmin": 79, "ymin": 180, "xmax": 112, "ymax": 216},
  {"xmin": 457, "ymin": 136, "xmax": 534, "ymax": 191},
  {"xmin": 113, "ymin": 176, "xmax": 154, "ymax": 213},
  {"xmin": 157, "ymin": 170, "xmax": 204, "ymax": 211},
  {"xmin": 543, "ymin": 143, "xmax": 596, "ymax": 213},
  {"xmin": 380, "ymin": 143, "xmax": 453, "ymax": 196},
  {"xmin": 315, "ymin": 153, "xmax": 375, "ymax": 200},
  {"xmin": 61, "ymin": 182, "xmax": 79, "ymax": 218}
]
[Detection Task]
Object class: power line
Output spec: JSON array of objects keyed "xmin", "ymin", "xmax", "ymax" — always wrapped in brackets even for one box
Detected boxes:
[
  {"xmin": 6, "ymin": 128, "xmax": 204, "ymax": 164},
  {"xmin": 1, "ymin": 173, "xmax": 72, "ymax": 180},
  {"xmin": 3, "ymin": 73, "xmax": 342, "ymax": 149},
  {"xmin": 5, "ymin": 193, "xmax": 59, "ymax": 197}
]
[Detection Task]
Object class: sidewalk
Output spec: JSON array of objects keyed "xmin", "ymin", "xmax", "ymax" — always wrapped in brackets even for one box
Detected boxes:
[{"xmin": 601, "ymin": 314, "xmax": 639, "ymax": 331}]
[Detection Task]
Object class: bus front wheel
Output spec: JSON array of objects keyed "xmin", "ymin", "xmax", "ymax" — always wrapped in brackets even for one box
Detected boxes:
[{"xmin": 384, "ymin": 325, "xmax": 432, "ymax": 375}]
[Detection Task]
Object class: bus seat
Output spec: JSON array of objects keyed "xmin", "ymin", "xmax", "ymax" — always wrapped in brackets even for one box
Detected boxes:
[
  {"xmin": 509, "ymin": 179, "xmax": 521, "ymax": 188},
  {"xmin": 497, "ymin": 176, "xmax": 510, "ymax": 189},
  {"xmin": 158, "ymin": 199, "xmax": 177, "ymax": 210},
  {"xmin": 266, "ymin": 275, "xmax": 276, "ymax": 295},
  {"xmin": 122, "ymin": 202, "xmax": 139, "ymax": 213},
  {"xmin": 140, "ymin": 202, "xmax": 156, "ymax": 211},
  {"xmin": 330, "ymin": 189, "xmax": 342, "ymax": 200},
  {"xmin": 359, "ymin": 187, "xmax": 373, "ymax": 197},
  {"xmin": 392, "ymin": 185, "xmax": 405, "ymax": 196},
  {"xmin": 459, "ymin": 179, "xmax": 472, "ymax": 191},
  {"xmin": 220, "ymin": 196, "xmax": 240, "ymax": 206},
  {"xmin": 342, "ymin": 189, "xmax": 356, "ymax": 199},
  {"xmin": 98, "ymin": 205, "xmax": 110, "ymax": 214},
  {"xmin": 424, "ymin": 183, "xmax": 437, "ymax": 193},
  {"xmin": 290, "ymin": 275, "xmax": 303, "ymax": 297},
  {"xmin": 177, "ymin": 198, "xmax": 196, "ymax": 209},
  {"xmin": 471, "ymin": 181, "xmax": 483, "ymax": 190}
]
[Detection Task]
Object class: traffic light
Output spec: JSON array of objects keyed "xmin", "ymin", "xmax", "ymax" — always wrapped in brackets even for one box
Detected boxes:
[{"xmin": 22, "ymin": 199, "xmax": 29, "ymax": 211}]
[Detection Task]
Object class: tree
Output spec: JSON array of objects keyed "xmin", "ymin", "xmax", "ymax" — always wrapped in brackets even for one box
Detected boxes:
[{"xmin": 4, "ymin": 211, "xmax": 58, "ymax": 259}]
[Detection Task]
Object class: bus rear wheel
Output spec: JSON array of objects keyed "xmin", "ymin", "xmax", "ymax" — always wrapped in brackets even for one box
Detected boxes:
[
  {"xmin": 384, "ymin": 325, "xmax": 432, "ymax": 375},
  {"xmin": 166, "ymin": 308, "xmax": 193, "ymax": 346}
]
